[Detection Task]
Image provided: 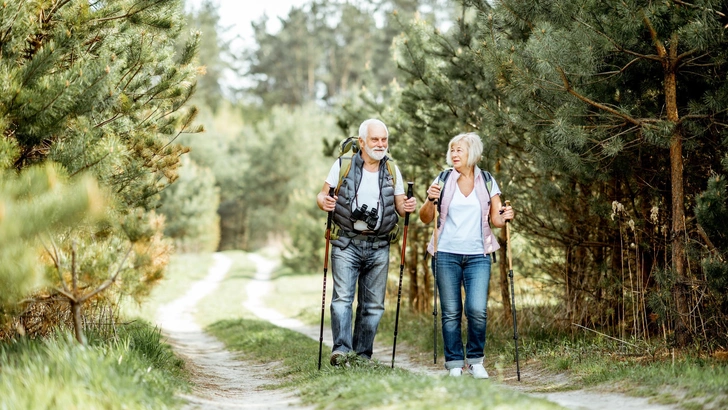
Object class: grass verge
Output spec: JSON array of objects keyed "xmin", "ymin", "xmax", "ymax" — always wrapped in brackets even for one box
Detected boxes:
[
  {"xmin": 0, "ymin": 321, "xmax": 188, "ymax": 409},
  {"xmin": 262, "ymin": 256, "xmax": 728, "ymax": 409},
  {"xmin": 123, "ymin": 252, "xmax": 215, "ymax": 322},
  {"xmin": 207, "ymin": 318, "xmax": 561, "ymax": 409}
]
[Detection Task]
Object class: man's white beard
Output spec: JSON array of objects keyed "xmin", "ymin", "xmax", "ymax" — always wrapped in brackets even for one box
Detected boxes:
[{"xmin": 365, "ymin": 144, "xmax": 386, "ymax": 161}]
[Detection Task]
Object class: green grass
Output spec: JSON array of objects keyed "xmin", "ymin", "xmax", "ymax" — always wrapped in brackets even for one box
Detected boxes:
[
  {"xmin": 123, "ymin": 252, "xmax": 215, "ymax": 322},
  {"xmin": 117, "ymin": 250, "xmax": 728, "ymax": 409},
  {"xmin": 195, "ymin": 250, "xmax": 258, "ymax": 326},
  {"xmin": 266, "ymin": 266, "xmax": 332, "ymax": 324},
  {"xmin": 0, "ymin": 321, "xmax": 188, "ymax": 410},
  {"xmin": 207, "ymin": 318, "xmax": 561, "ymax": 409},
  {"xmin": 242, "ymin": 253, "xmax": 728, "ymax": 409},
  {"xmin": 517, "ymin": 335, "xmax": 728, "ymax": 409}
]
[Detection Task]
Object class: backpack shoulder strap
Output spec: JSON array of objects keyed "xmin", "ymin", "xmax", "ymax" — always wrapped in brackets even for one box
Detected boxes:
[
  {"xmin": 336, "ymin": 157, "xmax": 352, "ymax": 195},
  {"xmin": 436, "ymin": 169, "xmax": 453, "ymax": 215},
  {"xmin": 385, "ymin": 159, "xmax": 397, "ymax": 189},
  {"xmin": 481, "ymin": 170, "xmax": 493, "ymax": 198}
]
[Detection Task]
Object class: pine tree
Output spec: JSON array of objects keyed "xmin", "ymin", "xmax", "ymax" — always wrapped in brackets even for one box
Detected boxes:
[
  {"xmin": 490, "ymin": 0, "xmax": 728, "ymax": 345},
  {"xmin": 182, "ymin": 0, "xmax": 226, "ymax": 112},
  {"xmin": 0, "ymin": 164, "xmax": 103, "ymax": 321},
  {"xmin": 374, "ymin": 0, "xmax": 728, "ymax": 345},
  {"xmin": 0, "ymin": 0, "xmax": 200, "ymax": 340},
  {"xmin": 158, "ymin": 155, "xmax": 220, "ymax": 252}
]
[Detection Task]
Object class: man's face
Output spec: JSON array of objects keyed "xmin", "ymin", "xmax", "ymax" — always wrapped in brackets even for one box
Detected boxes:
[{"xmin": 360, "ymin": 124, "xmax": 388, "ymax": 161}]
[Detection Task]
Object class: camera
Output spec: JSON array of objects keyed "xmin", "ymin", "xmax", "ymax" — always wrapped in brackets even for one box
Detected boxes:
[{"xmin": 350, "ymin": 204, "xmax": 379, "ymax": 230}]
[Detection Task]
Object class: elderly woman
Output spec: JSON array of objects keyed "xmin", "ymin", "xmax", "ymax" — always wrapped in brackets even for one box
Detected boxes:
[{"xmin": 419, "ymin": 132, "xmax": 514, "ymax": 378}]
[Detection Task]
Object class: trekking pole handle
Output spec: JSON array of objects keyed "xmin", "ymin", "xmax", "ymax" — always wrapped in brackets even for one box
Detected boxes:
[
  {"xmin": 503, "ymin": 200, "xmax": 513, "ymax": 270},
  {"xmin": 326, "ymin": 187, "xmax": 335, "ymax": 228},
  {"xmin": 404, "ymin": 182, "xmax": 413, "ymax": 221},
  {"xmin": 500, "ymin": 200, "xmax": 511, "ymax": 220}
]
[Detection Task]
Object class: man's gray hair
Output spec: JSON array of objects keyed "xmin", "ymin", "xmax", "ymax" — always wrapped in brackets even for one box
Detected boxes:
[{"xmin": 358, "ymin": 119, "xmax": 389, "ymax": 142}]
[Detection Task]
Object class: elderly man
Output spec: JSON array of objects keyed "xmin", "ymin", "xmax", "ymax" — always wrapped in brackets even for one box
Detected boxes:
[{"xmin": 316, "ymin": 118, "xmax": 416, "ymax": 366}]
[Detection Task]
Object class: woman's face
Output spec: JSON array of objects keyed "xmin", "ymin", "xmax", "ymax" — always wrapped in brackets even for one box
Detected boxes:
[{"xmin": 450, "ymin": 142, "xmax": 469, "ymax": 171}]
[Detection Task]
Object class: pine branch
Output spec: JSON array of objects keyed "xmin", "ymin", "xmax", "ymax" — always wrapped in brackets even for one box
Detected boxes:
[
  {"xmin": 41, "ymin": 236, "xmax": 71, "ymax": 295},
  {"xmin": 499, "ymin": 0, "xmax": 534, "ymax": 31},
  {"xmin": 597, "ymin": 57, "xmax": 641, "ymax": 78},
  {"xmin": 71, "ymin": 241, "xmax": 78, "ymax": 294},
  {"xmin": 53, "ymin": 287, "xmax": 77, "ymax": 302},
  {"xmin": 69, "ymin": 153, "xmax": 110, "ymax": 178},
  {"xmin": 680, "ymin": 52, "xmax": 718, "ymax": 68},
  {"xmin": 0, "ymin": 0, "xmax": 28, "ymax": 54},
  {"xmin": 89, "ymin": 0, "xmax": 169, "ymax": 25},
  {"xmin": 640, "ymin": 12, "xmax": 696, "ymax": 67},
  {"xmin": 572, "ymin": 16, "xmax": 662, "ymax": 63},
  {"xmin": 78, "ymin": 245, "xmax": 133, "ymax": 303},
  {"xmin": 94, "ymin": 113, "xmax": 122, "ymax": 129},
  {"xmin": 672, "ymin": 0, "xmax": 727, "ymax": 19},
  {"xmin": 556, "ymin": 67, "xmax": 643, "ymax": 127},
  {"xmin": 697, "ymin": 223, "xmax": 725, "ymax": 262}
]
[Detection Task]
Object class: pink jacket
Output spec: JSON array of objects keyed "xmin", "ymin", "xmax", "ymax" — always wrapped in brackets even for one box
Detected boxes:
[{"xmin": 427, "ymin": 167, "xmax": 500, "ymax": 256}]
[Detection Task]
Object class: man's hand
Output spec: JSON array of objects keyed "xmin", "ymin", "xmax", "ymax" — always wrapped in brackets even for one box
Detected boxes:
[
  {"xmin": 403, "ymin": 196, "xmax": 417, "ymax": 213},
  {"xmin": 321, "ymin": 192, "xmax": 337, "ymax": 212}
]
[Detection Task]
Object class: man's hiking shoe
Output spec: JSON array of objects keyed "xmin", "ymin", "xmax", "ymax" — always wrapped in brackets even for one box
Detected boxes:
[
  {"xmin": 330, "ymin": 351, "xmax": 347, "ymax": 367},
  {"xmin": 467, "ymin": 364, "xmax": 489, "ymax": 379},
  {"xmin": 448, "ymin": 367, "xmax": 463, "ymax": 377}
]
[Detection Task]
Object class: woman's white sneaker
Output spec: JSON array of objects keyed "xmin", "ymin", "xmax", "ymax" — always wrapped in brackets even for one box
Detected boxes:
[
  {"xmin": 467, "ymin": 364, "xmax": 489, "ymax": 379},
  {"xmin": 448, "ymin": 367, "xmax": 463, "ymax": 377}
]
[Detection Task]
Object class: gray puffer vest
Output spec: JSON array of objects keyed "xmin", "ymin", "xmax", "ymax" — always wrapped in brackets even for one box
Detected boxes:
[{"xmin": 331, "ymin": 152, "xmax": 398, "ymax": 248}]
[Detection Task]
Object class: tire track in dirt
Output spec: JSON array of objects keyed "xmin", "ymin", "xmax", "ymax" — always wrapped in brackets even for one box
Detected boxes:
[
  {"xmin": 157, "ymin": 253, "xmax": 312, "ymax": 410},
  {"xmin": 244, "ymin": 253, "xmax": 441, "ymax": 376}
]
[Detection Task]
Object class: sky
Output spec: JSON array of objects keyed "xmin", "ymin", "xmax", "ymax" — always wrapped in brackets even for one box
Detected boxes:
[
  {"xmin": 185, "ymin": 0, "xmax": 311, "ymax": 92},
  {"xmin": 185, "ymin": 0, "xmax": 309, "ymax": 47}
]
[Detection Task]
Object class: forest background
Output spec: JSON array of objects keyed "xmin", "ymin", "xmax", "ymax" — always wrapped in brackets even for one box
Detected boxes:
[{"xmin": 1, "ymin": 0, "xmax": 728, "ymax": 387}]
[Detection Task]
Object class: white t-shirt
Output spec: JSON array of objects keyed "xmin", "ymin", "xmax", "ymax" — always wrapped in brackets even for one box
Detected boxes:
[
  {"xmin": 325, "ymin": 159, "xmax": 405, "ymax": 231},
  {"xmin": 437, "ymin": 174, "xmax": 501, "ymax": 255}
]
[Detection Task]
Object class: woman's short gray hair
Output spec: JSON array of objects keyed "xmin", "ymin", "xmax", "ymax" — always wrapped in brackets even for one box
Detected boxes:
[
  {"xmin": 358, "ymin": 119, "xmax": 389, "ymax": 142},
  {"xmin": 446, "ymin": 132, "xmax": 483, "ymax": 168}
]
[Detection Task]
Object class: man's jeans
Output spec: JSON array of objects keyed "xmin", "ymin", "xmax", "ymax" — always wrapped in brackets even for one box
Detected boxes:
[
  {"xmin": 433, "ymin": 252, "xmax": 491, "ymax": 370},
  {"xmin": 330, "ymin": 240, "xmax": 390, "ymax": 359}
]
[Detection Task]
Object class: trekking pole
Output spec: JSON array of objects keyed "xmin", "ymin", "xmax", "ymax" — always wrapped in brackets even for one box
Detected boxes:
[
  {"xmin": 318, "ymin": 186, "xmax": 335, "ymax": 370},
  {"xmin": 432, "ymin": 198, "xmax": 440, "ymax": 364},
  {"xmin": 504, "ymin": 200, "xmax": 521, "ymax": 381},
  {"xmin": 392, "ymin": 182, "xmax": 414, "ymax": 368}
]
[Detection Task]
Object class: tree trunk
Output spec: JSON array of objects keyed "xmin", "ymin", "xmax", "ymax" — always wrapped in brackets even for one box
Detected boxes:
[
  {"xmin": 71, "ymin": 299, "xmax": 85, "ymax": 345},
  {"xmin": 565, "ymin": 245, "xmax": 573, "ymax": 325},
  {"xmin": 664, "ymin": 33, "xmax": 691, "ymax": 345}
]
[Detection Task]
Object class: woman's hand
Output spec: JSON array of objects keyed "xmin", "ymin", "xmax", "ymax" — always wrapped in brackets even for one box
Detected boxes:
[
  {"xmin": 419, "ymin": 182, "xmax": 440, "ymax": 224},
  {"xmin": 426, "ymin": 183, "xmax": 441, "ymax": 203},
  {"xmin": 499, "ymin": 205, "xmax": 514, "ymax": 222}
]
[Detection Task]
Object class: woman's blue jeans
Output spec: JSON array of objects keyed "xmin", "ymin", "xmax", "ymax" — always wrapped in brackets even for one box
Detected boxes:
[
  {"xmin": 433, "ymin": 252, "xmax": 491, "ymax": 370},
  {"xmin": 330, "ymin": 240, "xmax": 390, "ymax": 359}
]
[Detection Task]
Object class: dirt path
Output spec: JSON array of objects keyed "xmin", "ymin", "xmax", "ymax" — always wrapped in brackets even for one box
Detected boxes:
[
  {"xmin": 159, "ymin": 252, "xmax": 679, "ymax": 410},
  {"xmin": 157, "ymin": 253, "xmax": 312, "ymax": 410},
  {"xmin": 244, "ymin": 253, "xmax": 440, "ymax": 376}
]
